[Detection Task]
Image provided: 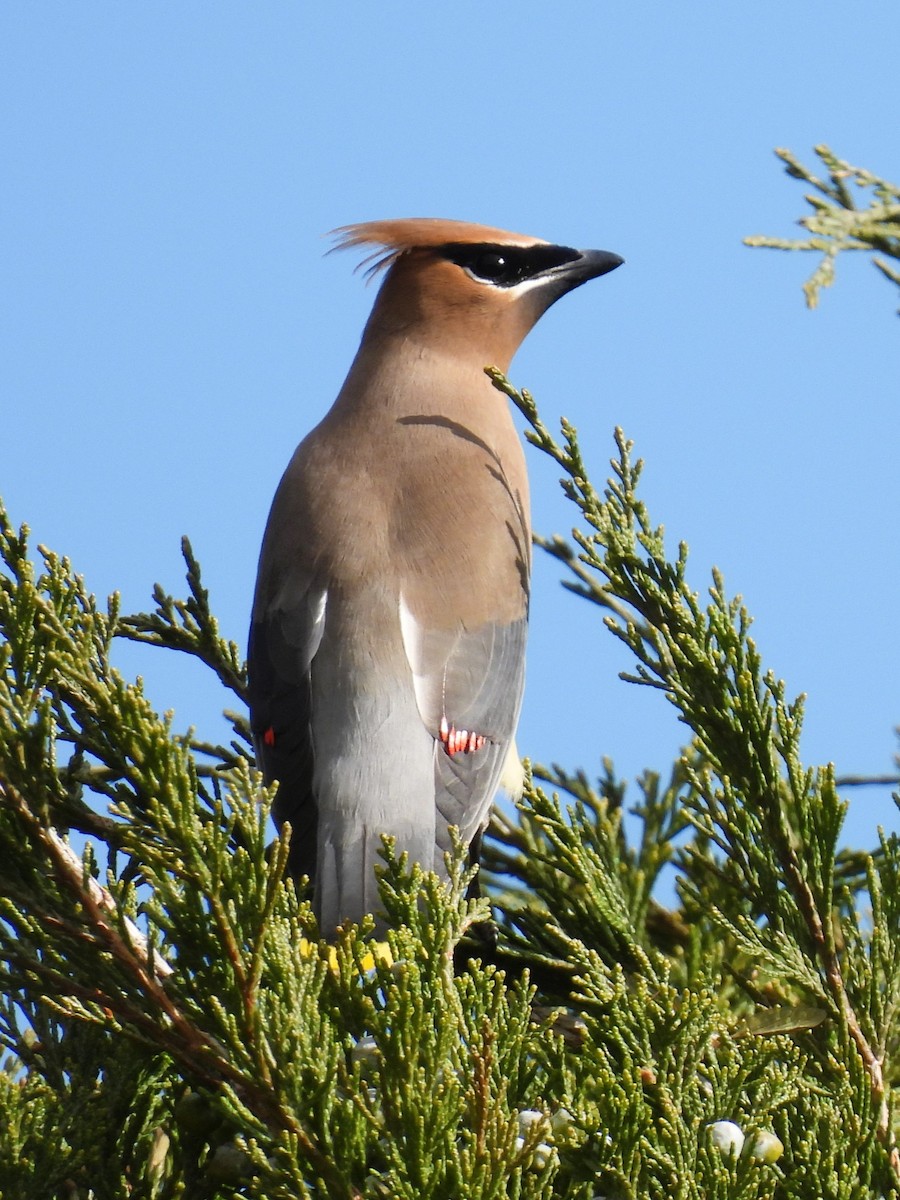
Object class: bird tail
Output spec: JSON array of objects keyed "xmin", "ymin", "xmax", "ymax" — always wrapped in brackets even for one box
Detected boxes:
[{"xmin": 315, "ymin": 820, "xmax": 436, "ymax": 937}]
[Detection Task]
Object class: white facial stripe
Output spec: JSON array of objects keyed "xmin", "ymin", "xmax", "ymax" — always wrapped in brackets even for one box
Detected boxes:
[{"xmin": 461, "ymin": 268, "xmax": 567, "ymax": 295}]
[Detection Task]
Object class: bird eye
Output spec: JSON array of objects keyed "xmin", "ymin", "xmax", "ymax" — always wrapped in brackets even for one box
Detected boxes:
[{"xmin": 471, "ymin": 251, "xmax": 509, "ymax": 281}]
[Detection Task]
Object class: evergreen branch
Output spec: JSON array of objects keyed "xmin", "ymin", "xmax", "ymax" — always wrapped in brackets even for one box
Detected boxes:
[
  {"xmin": 534, "ymin": 532, "xmax": 649, "ymax": 630},
  {"xmin": 0, "ymin": 784, "xmax": 358, "ymax": 1195},
  {"xmin": 490, "ymin": 369, "xmax": 900, "ymax": 1180},
  {"xmin": 2, "ymin": 779, "xmax": 203, "ymax": 1050},
  {"xmin": 45, "ymin": 823, "xmax": 173, "ymax": 980},
  {"xmin": 5, "ymin": 359, "xmax": 900, "ymax": 1200},
  {"xmin": 745, "ymin": 145, "xmax": 900, "ymax": 312},
  {"xmin": 117, "ymin": 536, "xmax": 248, "ymax": 705}
]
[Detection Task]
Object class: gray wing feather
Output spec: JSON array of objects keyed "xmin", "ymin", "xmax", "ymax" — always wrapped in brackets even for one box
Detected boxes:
[
  {"xmin": 400, "ymin": 595, "xmax": 527, "ymax": 850},
  {"xmin": 247, "ymin": 575, "xmax": 326, "ymax": 886}
]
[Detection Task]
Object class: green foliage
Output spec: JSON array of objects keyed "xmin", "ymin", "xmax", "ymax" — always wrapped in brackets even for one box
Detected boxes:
[
  {"xmin": 3, "ymin": 390, "xmax": 899, "ymax": 1194},
  {"xmin": 745, "ymin": 145, "xmax": 900, "ymax": 311},
  {"xmin": 2, "ymin": 173, "xmax": 900, "ymax": 1192}
]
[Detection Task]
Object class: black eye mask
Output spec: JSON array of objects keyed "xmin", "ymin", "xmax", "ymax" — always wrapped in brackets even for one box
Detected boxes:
[{"xmin": 437, "ymin": 242, "xmax": 581, "ymax": 287}]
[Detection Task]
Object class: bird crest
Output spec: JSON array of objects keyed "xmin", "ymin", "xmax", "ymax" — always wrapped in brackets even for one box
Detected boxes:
[{"xmin": 330, "ymin": 218, "xmax": 545, "ymax": 279}]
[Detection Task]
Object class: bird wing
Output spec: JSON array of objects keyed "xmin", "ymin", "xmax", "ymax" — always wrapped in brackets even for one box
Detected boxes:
[
  {"xmin": 247, "ymin": 573, "xmax": 326, "ymax": 884},
  {"xmin": 399, "ymin": 595, "xmax": 527, "ymax": 853}
]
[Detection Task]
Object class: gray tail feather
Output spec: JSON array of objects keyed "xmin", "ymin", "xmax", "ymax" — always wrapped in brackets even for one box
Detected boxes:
[{"xmin": 315, "ymin": 823, "xmax": 436, "ymax": 937}]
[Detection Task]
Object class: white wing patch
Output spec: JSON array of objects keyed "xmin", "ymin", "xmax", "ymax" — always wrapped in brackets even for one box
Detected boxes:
[{"xmin": 398, "ymin": 591, "xmax": 450, "ymax": 728}]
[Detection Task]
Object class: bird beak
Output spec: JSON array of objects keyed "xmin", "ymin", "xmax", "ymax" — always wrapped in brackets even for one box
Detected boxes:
[
  {"xmin": 533, "ymin": 247, "xmax": 624, "ymax": 309},
  {"xmin": 565, "ymin": 248, "xmax": 625, "ymax": 284}
]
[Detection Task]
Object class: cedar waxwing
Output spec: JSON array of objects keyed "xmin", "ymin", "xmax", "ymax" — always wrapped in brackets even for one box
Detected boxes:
[{"xmin": 249, "ymin": 218, "xmax": 622, "ymax": 934}]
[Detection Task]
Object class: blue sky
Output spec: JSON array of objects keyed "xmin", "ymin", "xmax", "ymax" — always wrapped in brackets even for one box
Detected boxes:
[{"xmin": 2, "ymin": 3, "xmax": 898, "ymax": 854}]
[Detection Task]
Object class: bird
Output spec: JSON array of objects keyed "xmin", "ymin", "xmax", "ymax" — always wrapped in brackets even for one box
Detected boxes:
[{"xmin": 248, "ymin": 218, "xmax": 623, "ymax": 935}]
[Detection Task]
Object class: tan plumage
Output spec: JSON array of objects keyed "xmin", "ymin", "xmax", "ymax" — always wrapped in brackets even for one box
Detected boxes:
[{"xmin": 249, "ymin": 218, "xmax": 622, "ymax": 934}]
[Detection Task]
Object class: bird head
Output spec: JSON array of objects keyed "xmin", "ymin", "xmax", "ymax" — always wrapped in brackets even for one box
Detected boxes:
[{"xmin": 331, "ymin": 218, "xmax": 623, "ymax": 370}]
